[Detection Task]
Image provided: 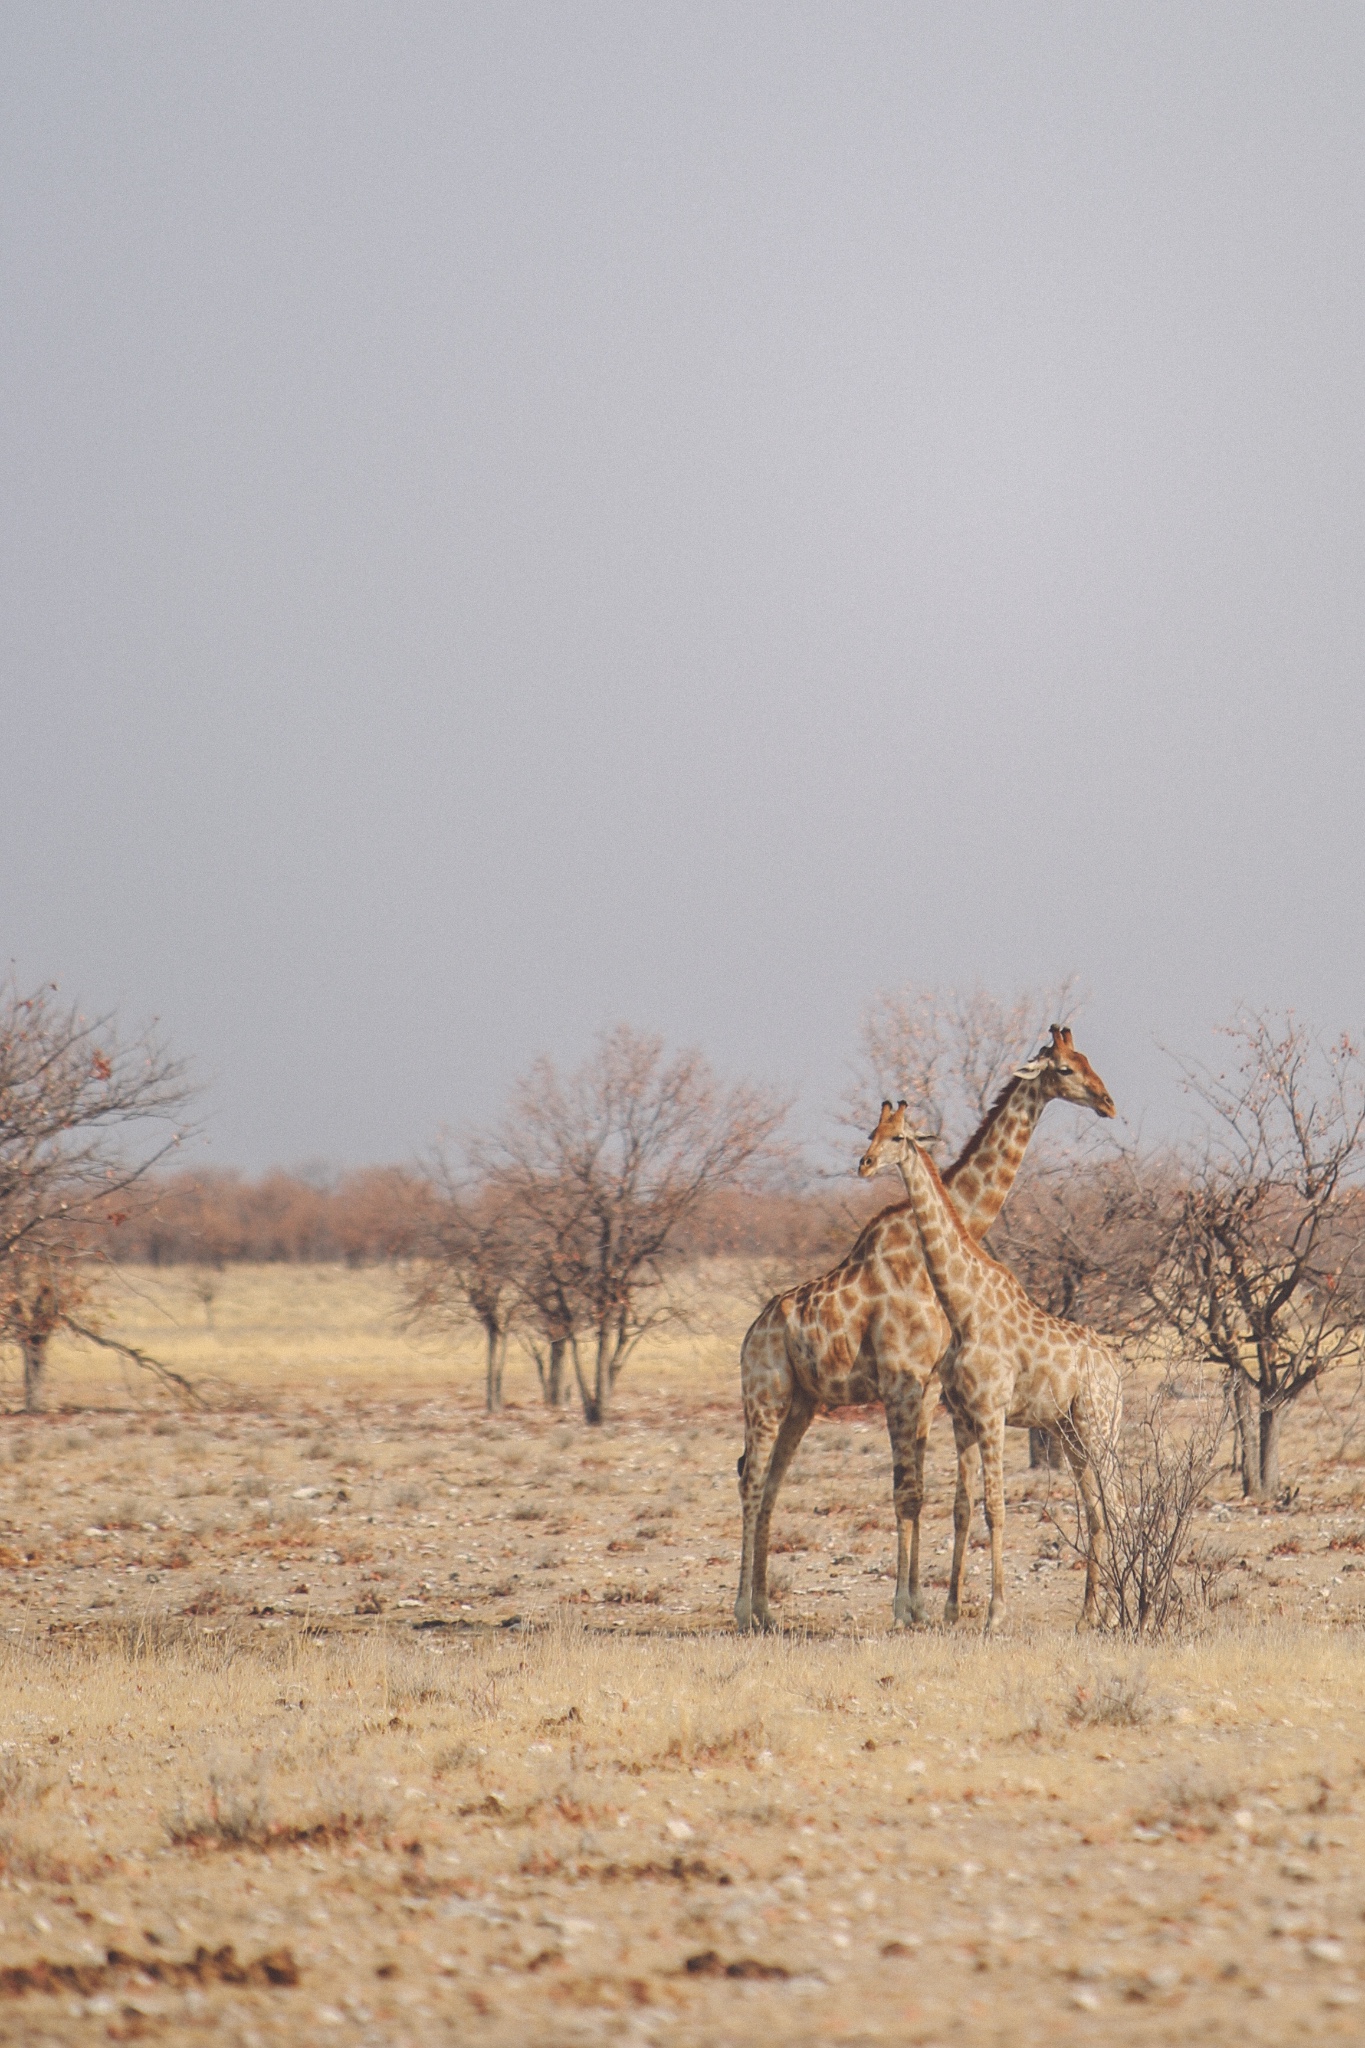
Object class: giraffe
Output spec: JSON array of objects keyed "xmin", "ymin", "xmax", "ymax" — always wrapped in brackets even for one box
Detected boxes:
[
  {"xmin": 858, "ymin": 1099, "xmax": 1122, "ymax": 1631},
  {"xmin": 734, "ymin": 1026, "xmax": 1116, "ymax": 1632}
]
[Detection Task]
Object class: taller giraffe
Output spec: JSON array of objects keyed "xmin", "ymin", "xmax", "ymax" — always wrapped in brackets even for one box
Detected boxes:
[
  {"xmin": 859, "ymin": 1100, "xmax": 1122, "ymax": 1630},
  {"xmin": 735, "ymin": 1027, "xmax": 1115, "ymax": 1632}
]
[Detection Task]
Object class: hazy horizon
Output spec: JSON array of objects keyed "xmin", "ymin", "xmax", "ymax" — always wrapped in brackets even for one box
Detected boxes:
[{"xmin": 5, "ymin": 5, "xmax": 1364, "ymax": 1170}]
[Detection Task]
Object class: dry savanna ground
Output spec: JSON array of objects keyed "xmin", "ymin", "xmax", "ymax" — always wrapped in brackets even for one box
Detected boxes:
[{"xmin": 1, "ymin": 1265, "xmax": 1365, "ymax": 2047}]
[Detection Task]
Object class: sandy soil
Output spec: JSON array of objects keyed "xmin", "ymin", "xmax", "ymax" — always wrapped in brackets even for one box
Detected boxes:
[{"xmin": 0, "ymin": 1265, "xmax": 1364, "ymax": 2046}]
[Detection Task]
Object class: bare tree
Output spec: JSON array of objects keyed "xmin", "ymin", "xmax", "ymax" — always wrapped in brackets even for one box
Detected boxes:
[
  {"xmin": 0, "ymin": 979, "xmax": 194, "ymax": 1410},
  {"xmin": 403, "ymin": 1168, "xmax": 522, "ymax": 1413},
  {"xmin": 480, "ymin": 1026, "xmax": 790, "ymax": 1425},
  {"xmin": 848, "ymin": 979, "xmax": 1080, "ymax": 1156},
  {"xmin": 1146, "ymin": 1013, "xmax": 1365, "ymax": 1500}
]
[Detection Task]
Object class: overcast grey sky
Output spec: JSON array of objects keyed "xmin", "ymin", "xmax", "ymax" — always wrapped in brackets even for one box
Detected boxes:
[{"xmin": 3, "ymin": 4, "xmax": 1364, "ymax": 1169}]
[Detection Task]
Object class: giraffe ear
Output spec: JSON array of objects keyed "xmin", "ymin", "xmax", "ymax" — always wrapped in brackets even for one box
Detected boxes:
[{"xmin": 1013, "ymin": 1057, "xmax": 1047, "ymax": 1080}]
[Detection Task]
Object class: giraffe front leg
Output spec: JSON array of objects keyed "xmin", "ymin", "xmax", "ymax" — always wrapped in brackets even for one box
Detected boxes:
[
  {"xmin": 980, "ymin": 1414, "xmax": 1007, "ymax": 1633},
  {"xmin": 907, "ymin": 1390, "xmax": 934, "ymax": 1624},
  {"xmin": 884, "ymin": 1378, "xmax": 927, "ymax": 1628},
  {"xmin": 944, "ymin": 1418, "xmax": 975, "ymax": 1625}
]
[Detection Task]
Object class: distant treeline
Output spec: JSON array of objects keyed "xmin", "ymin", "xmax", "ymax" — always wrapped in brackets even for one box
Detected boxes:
[
  {"xmin": 98, "ymin": 1168, "xmax": 428, "ymax": 1266},
  {"xmin": 96, "ymin": 1166, "xmax": 872, "ymax": 1270}
]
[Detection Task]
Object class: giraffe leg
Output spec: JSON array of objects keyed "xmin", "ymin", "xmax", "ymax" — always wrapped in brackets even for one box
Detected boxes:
[
  {"xmin": 749, "ymin": 1388, "xmax": 816, "ymax": 1630},
  {"xmin": 735, "ymin": 1309, "xmax": 804, "ymax": 1632},
  {"xmin": 883, "ymin": 1376, "xmax": 928, "ymax": 1627},
  {"xmin": 944, "ymin": 1414, "xmax": 976, "ymax": 1625},
  {"xmin": 735, "ymin": 1406, "xmax": 783, "ymax": 1633},
  {"xmin": 980, "ymin": 1413, "xmax": 1008, "ymax": 1632},
  {"xmin": 1058, "ymin": 1406, "xmax": 1108, "ymax": 1630}
]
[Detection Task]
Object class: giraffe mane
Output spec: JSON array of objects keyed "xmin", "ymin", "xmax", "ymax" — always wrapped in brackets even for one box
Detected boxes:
[{"xmin": 944, "ymin": 1073, "xmax": 1025, "ymax": 1184}]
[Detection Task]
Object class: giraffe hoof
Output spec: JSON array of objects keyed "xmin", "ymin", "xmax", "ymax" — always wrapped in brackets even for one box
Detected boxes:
[
  {"xmin": 941, "ymin": 1602, "xmax": 960, "ymax": 1626},
  {"xmin": 984, "ymin": 1605, "xmax": 1007, "ymax": 1634}
]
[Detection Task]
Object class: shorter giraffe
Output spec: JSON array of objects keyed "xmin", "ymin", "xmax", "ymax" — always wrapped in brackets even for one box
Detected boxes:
[{"xmin": 859, "ymin": 1101, "xmax": 1121, "ymax": 1631}]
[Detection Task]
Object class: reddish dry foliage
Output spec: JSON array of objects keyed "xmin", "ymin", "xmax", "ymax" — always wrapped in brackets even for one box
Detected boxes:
[
  {"xmin": 0, "ymin": 1943, "xmax": 299, "ymax": 1998},
  {"xmin": 683, "ymin": 1950, "xmax": 790, "ymax": 1980}
]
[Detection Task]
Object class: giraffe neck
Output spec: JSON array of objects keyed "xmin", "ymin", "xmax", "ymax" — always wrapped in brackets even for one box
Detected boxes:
[
  {"xmin": 895, "ymin": 1142, "xmax": 995, "ymax": 1330},
  {"xmin": 942, "ymin": 1075, "xmax": 1049, "ymax": 1238}
]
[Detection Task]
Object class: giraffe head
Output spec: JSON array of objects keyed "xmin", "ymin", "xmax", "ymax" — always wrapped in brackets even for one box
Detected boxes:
[
  {"xmin": 1011, "ymin": 1023, "xmax": 1116, "ymax": 1119},
  {"xmin": 858, "ymin": 1100, "xmax": 933, "ymax": 1180}
]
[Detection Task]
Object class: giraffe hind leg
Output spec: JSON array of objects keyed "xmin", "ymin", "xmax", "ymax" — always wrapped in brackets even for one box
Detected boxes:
[
  {"xmin": 748, "ymin": 1389, "xmax": 816, "ymax": 1631},
  {"xmin": 735, "ymin": 1406, "xmax": 782, "ymax": 1632},
  {"xmin": 944, "ymin": 1414, "xmax": 976, "ymax": 1625},
  {"xmin": 1057, "ymin": 1405, "xmax": 1109, "ymax": 1631},
  {"xmin": 979, "ymin": 1413, "xmax": 1008, "ymax": 1632}
]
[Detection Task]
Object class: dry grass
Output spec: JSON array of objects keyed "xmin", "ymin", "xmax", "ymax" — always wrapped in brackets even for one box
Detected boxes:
[
  {"xmin": 0, "ymin": 1624, "xmax": 1364, "ymax": 2045},
  {"xmin": 2, "ymin": 1264, "xmax": 1365, "ymax": 2043},
  {"xmin": 7, "ymin": 1262, "xmax": 755, "ymax": 1406}
]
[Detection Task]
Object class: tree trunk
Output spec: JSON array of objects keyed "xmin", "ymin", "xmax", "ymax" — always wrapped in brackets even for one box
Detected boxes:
[
  {"xmin": 1028, "ymin": 1428, "xmax": 1062, "ymax": 1469},
  {"xmin": 1231, "ymin": 1369, "xmax": 1256, "ymax": 1496},
  {"xmin": 607, "ymin": 1305, "xmax": 631, "ymax": 1388},
  {"xmin": 590, "ymin": 1320, "xmax": 611, "ymax": 1426},
  {"xmin": 22, "ymin": 1333, "xmax": 47, "ymax": 1414},
  {"xmin": 571, "ymin": 1339, "xmax": 600, "ymax": 1425},
  {"xmin": 532, "ymin": 1338, "xmax": 569, "ymax": 1408},
  {"xmin": 1258, "ymin": 1395, "xmax": 1282, "ymax": 1499},
  {"xmin": 484, "ymin": 1322, "xmax": 505, "ymax": 1414}
]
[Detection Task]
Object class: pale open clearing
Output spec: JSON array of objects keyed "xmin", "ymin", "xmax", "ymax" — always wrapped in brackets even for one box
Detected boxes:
[{"xmin": 1, "ymin": 1265, "xmax": 1364, "ymax": 2047}]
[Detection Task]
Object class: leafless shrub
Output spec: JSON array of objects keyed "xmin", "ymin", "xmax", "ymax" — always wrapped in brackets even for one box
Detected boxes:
[
  {"xmin": 166, "ymin": 1767, "xmax": 395, "ymax": 1851},
  {"xmin": 1063, "ymin": 1375, "xmax": 1228, "ymax": 1637},
  {"xmin": 0, "ymin": 1754, "xmax": 58, "ymax": 1811},
  {"xmin": 1138, "ymin": 1767, "xmax": 1242, "ymax": 1834},
  {"xmin": 1066, "ymin": 1664, "xmax": 1151, "ymax": 1727}
]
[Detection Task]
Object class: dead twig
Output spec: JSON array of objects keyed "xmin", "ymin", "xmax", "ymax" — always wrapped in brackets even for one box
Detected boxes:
[{"xmin": 61, "ymin": 1315, "xmax": 203, "ymax": 1406}]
